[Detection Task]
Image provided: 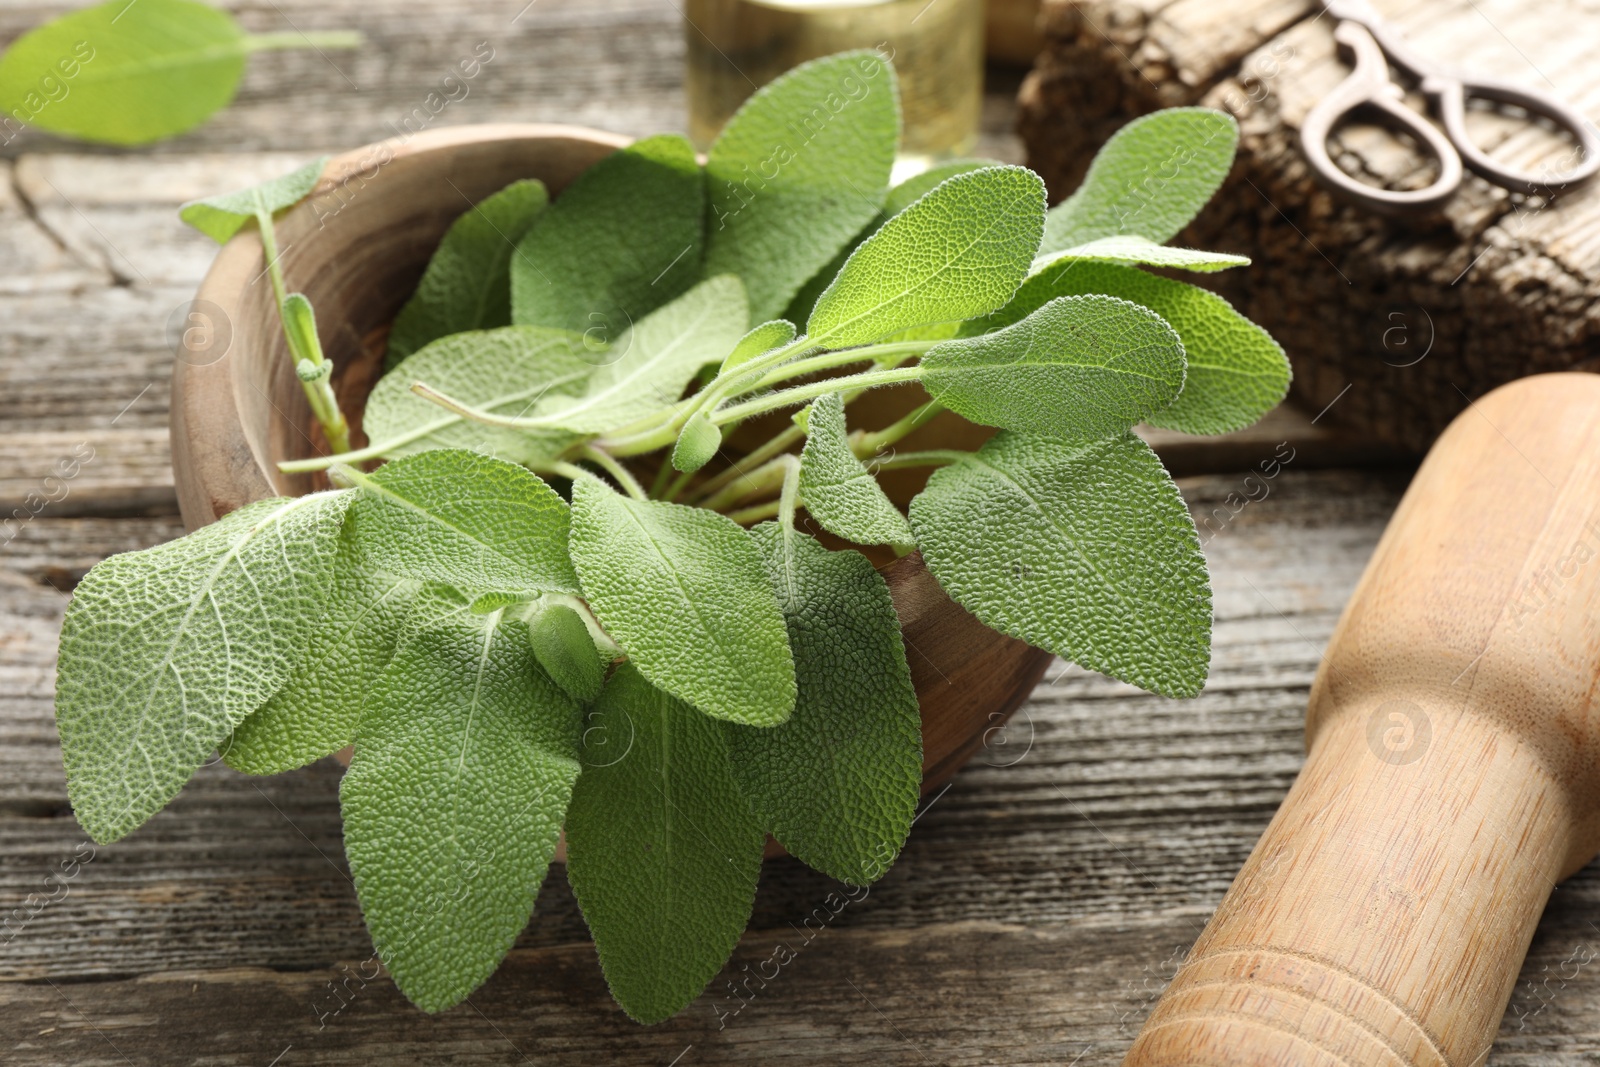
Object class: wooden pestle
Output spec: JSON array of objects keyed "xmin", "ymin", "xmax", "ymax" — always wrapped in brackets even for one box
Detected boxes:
[{"xmin": 1124, "ymin": 373, "xmax": 1600, "ymax": 1067}]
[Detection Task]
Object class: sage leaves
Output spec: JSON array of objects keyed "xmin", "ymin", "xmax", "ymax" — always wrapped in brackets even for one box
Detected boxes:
[
  {"xmin": 808, "ymin": 165, "xmax": 1045, "ymax": 347},
  {"xmin": 568, "ymin": 477, "xmax": 795, "ymax": 726},
  {"xmin": 180, "ymin": 156, "xmax": 329, "ymax": 244},
  {"xmin": 56, "ymin": 491, "xmax": 351, "ymax": 842},
  {"xmin": 565, "ymin": 664, "xmax": 765, "ymax": 1023},
  {"xmin": 922, "ymin": 294, "xmax": 1186, "ymax": 442},
  {"xmin": 0, "ymin": 0, "xmax": 359, "ymax": 146},
  {"xmin": 341, "ymin": 605, "xmax": 581, "ymax": 1012},
  {"xmin": 726, "ymin": 526, "xmax": 921, "ymax": 884},
  {"xmin": 387, "ymin": 179, "xmax": 550, "ymax": 367},
  {"xmin": 911, "ymin": 432, "xmax": 1211, "ymax": 697},
  {"xmin": 705, "ymin": 50, "xmax": 898, "ymax": 322},
  {"xmin": 345, "ymin": 449, "xmax": 579, "ymax": 597},
  {"xmin": 799, "ymin": 392, "xmax": 913, "ymax": 546},
  {"xmin": 511, "ymin": 134, "xmax": 703, "ymax": 333},
  {"xmin": 1039, "ymin": 107, "xmax": 1238, "ymax": 255},
  {"xmin": 57, "ymin": 60, "xmax": 1289, "ymax": 1031}
]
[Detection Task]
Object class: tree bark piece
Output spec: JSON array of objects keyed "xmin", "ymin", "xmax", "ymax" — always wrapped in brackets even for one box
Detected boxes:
[{"xmin": 1018, "ymin": 0, "xmax": 1600, "ymax": 451}]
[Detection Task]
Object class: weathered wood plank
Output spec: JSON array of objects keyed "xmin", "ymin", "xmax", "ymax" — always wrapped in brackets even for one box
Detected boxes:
[
  {"xmin": 0, "ymin": 431, "xmax": 173, "ymax": 518},
  {"xmin": 1019, "ymin": 0, "xmax": 1600, "ymax": 453}
]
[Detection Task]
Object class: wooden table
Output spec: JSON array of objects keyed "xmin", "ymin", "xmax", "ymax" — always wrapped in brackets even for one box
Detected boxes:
[{"xmin": 2, "ymin": 2, "xmax": 1597, "ymax": 1063}]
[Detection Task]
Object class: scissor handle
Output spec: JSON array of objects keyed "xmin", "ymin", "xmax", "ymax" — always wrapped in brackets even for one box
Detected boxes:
[
  {"xmin": 1422, "ymin": 72, "xmax": 1600, "ymax": 196},
  {"xmin": 1300, "ymin": 21, "xmax": 1463, "ymax": 216}
]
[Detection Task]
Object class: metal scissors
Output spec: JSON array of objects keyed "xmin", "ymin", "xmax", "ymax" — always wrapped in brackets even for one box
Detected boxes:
[{"xmin": 1300, "ymin": 0, "xmax": 1600, "ymax": 215}]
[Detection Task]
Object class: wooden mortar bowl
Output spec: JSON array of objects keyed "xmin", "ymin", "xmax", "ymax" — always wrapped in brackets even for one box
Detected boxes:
[{"xmin": 170, "ymin": 123, "xmax": 1051, "ymax": 797}]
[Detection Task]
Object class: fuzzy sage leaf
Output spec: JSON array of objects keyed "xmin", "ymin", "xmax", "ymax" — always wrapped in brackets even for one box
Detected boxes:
[
  {"xmin": 55, "ymin": 491, "xmax": 351, "ymax": 842},
  {"xmin": 1039, "ymin": 107, "xmax": 1237, "ymax": 255},
  {"xmin": 387, "ymin": 179, "xmax": 549, "ymax": 368},
  {"xmin": 179, "ymin": 155, "xmax": 328, "ymax": 244},
  {"xmin": 921, "ymin": 294, "xmax": 1186, "ymax": 442},
  {"xmin": 704, "ymin": 50, "xmax": 898, "ymax": 322},
  {"xmin": 807, "ymin": 166, "xmax": 1045, "ymax": 347},
  {"xmin": 362, "ymin": 326, "xmax": 593, "ymax": 466},
  {"xmin": 527, "ymin": 600, "xmax": 608, "ymax": 704},
  {"xmin": 967, "ymin": 261, "xmax": 1290, "ymax": 436},
  {"xmin": 223, "ymin": 526, "xmax": 421, "ymax": 776},
  {"xmin": 799, "ymin": 393, "xmax": 913, "ymax": 546},
  {"xmin": 346, "ymin": 449, "xmax": 579, "ymax": 597},
  {"xmin": 341, "ymin": 601, "xmax": 581, "ymax": 1012},
  {"xmin": 512, "ymin": 134, "xmax": 703, "ymax": 332},
  {"xmin": 910, "ymin": 431, "xmax": 1211, "ymax": 697},
  {"xmin": 724, "ymin": 525, "xmax": 921, "ymax": 884},
  {"xmin": 568, "ymin": 476, "xmax": 796, "ymax": 725},
  {"xmin": 1032, "ymin": 234, "xmax": 1249, "ymax": 275},
  {"xmin": 565, "ymin": 663, "xmax": 765, "ymax": 1023}
]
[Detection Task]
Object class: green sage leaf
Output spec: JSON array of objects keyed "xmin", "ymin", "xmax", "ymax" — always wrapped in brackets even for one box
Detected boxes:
[
  {"xmin": 387, "ymin": 179, "xmax": 549, "ymax": 368},
  {"xmin": 783, "ymin": 157, "xmax": 1001, "ymax": 327},
  {"xmin": 968, "ymin": 261, "xmax": 1289, "ymax": 436},
  {"xmin": 807, "ymin": 166, "xmax": 1045, "ymax": 347},
  {"xmin": 568, "ymin": 476, "xmax": 795, "ymax": 726},
  {"xmin": 179, "ymin": 155, "xmax": 328, "ymax": 244},
  {"xmin": 921, "ymin": 294, "xmax": 1185, "ymax": 442},
  {"xmin": 1, "ymin": 0, "xmax": 257, "ymax": 147},
  {"xmin": 363, "ymin": 326, "xmax": 594, "ymax": 465},
  {"xmin": 910, "ymin": 431, "xmax": 1211, "ymax": 697},
  {"xmin": 530, "ymin": 274, "xmax": 748, "ymax": 433},
  {"xmin": 223, "ymin": 526, "xmax": 422, "ymax": 775},
  {"xmin": 721, "ymin": 319, "xmax": 797, "ymax": 373},
  {"xmin": 671, "ymin": 412, "xmax": 722, "ymax": 474},
  {"xmin": 341, "ymin": 605, "xmax": 580, "ymax": 1012},
  {"xmin": 726, "ymin": 525, "xmax": 921, "ymax": 884},
  {"xmin": 527, "ymin": 600, "xmax": 608, "ymax": 704},
  {"xmin": 704, "ymin": 50, "xmax": 899, "ymax": 322},
  {"xmin": 798, "ymin": 393, "xmax": 912, "ymax": 546},
  {"xmin": 1040, "ymin": 107, "xmax": 1237, "ymax": 255},
  {"xmin": 511, "ymin": 134, "xmax": 703, "ymax": 332},
  {"xmin": 565, "ymin": 663, "xmax": 765, "ymax": 1023},
  {"xmin": 346, "ymin": 449, "xmax": 579, "ymax": 597},
  {"xmin": 1032, "ymin": 234, "xmax": 1249, "ymax": 275},
  {"xmin": 55, "ymin": 491, "xmax": 351, "ymax": 842}
]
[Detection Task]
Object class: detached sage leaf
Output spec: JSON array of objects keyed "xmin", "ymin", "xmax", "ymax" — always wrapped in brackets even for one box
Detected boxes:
[
  {"xmin": 808, "ymin": 166, "xmax": 1045, "ymax": 347},
  {"xmin": 970, "ymin": 261, "xmax": 1290, "ymax": 436},
  {"xmin": 387, "ymin": 179, "xmax": 549, "ymax": 368},
  {"xmin": 726, "ymin": 525, "xmax": 921, "ymax": 884},
  {"xmin": 364, "ymin": 326, "xmax": 594, "ymax": 466},
  {"xmin": 922, "ymin": 294, "xmax": 1185, "ymax": 442},
  {"xmin": 223, "ymin": 526, "xmax": 422, "ymax": 775},
  {"xmin": 341, "ymin": 607, "xmax": 581, "ymax": 1012},
  {"xmin": 180, "ymin": 155, "xmax": 328, "ymax": 244},
  {"xmin": 1040, "ymin": 107, "xmax": 1237, "ymax": 255},
  {"xmin": 799, "ymin": 393, "xmax": 912, "ymax": 546},
  {"xmin": 1032, "ymin": 234, "xmax": 1249, "ymax": 275},
  {"xmin": 512, "ymin": 134, "xmax": 703, "ymax": 331},
  {"xmin": 1, "ymin": 0, "xmax": 258, "ymax": 147},
  {"xmin": 531, "ymin": 274, "xmax": 749, "ymax": 433},
  {"xmin": 568, "ymin": 477, "xmax": 796, "ymax": 726},
  {"xmin": 705, "ymin": 50, "xmax": 898, "ymax": 322},
  {"xmin": 56, "ymin": 491, "xmax": 351, "ymax": 843},
  {"xmin": 347, "ymin": 449, "xmax": 579, "ymax": 597},
  {"xmin": 910, "ymin": 431, "xmax": 1211, "ymax": 697},
  {"xmin": 565, "ymin": 663, "xmax": 765, "ymax": 1023}
]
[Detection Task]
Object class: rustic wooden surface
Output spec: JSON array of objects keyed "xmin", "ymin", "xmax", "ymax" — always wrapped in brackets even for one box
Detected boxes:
[
  {"xmin": 0, "ymin": 2, "xmax": 1592, "ymax": 1064},
  {"xmin": 1018, "ymin": 0, "xmax": 1600, "ymax": 453}
]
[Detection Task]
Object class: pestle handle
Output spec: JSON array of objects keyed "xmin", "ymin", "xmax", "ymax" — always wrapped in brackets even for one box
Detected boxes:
[{"xmin": 1124, "ymin": 373, "xmax": 1600, "ymax": 1067}]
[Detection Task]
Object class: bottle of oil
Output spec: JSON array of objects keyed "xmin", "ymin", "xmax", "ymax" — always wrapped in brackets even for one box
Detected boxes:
[{"xmin": 684, "ymin": 0, "xmax": 983, "ymax": 175}]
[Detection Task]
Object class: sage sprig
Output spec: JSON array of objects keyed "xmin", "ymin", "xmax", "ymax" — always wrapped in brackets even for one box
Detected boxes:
[{"xmin": 56, "ymin": 52, "xmax": 1289, "ymax": 1024}]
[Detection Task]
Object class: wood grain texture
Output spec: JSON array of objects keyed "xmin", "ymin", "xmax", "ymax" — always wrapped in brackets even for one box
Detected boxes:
[
  {"xmin": 1018, "ymin": 0, "xmax": 1600, "ymax": 453},
  {"xmin": 1128, "ymin": 375, "xmax": 1600, "ymax": 1065}
]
